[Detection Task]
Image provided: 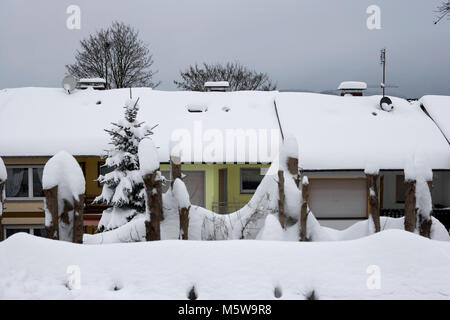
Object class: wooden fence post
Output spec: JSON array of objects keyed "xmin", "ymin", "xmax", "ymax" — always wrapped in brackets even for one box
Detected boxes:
[
  {"xmin": 300, "ymin": 177, "xmax": 309, "ymax": 241},
  {"xmin": 170, "ymin": 155, "xmax": 182, "ymax": 186},
  {"xmin": 419, "ymin": 179, "xmax": 433, "ymax": 238},
  {"xmin": 278, "ymin": 170, "xmax": 285, "ymax": 229},
  {"xmin": 171, "ymin": 155, "xmax": 189, "ymax": 239},
  {"xmin": 366, "ymin": 174, "xmax": 381, "ymax": 232},
  {"xmin": 44, "ymin": 186, "xmax": 59, "ymax": 240},
  {"xmin": 179, "ymin": 206, "xmax": 190, "ymax": 240},
  {"xmin": 143, "ymin": 171, "xmax": 163, "ymax": 241},
  {"xmin": 73, "ymin": 194, "xmax": 85, "ymax": 244},
  {"xmin": 404, "ymin": 178, "xmax": 416, "ymax": 233},
  {"xmin": 287, "ymin": 157, "xmax": 300, "ymax": 187},
  {"xmin": 0, "ymin": 181, "xmax": 5, "ymax": 241}
]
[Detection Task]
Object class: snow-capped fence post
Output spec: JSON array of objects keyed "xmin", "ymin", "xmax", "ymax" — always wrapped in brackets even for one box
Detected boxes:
[
  {"xmin": 287, "ymin": 157, "xmax": 300, "ymax": 187},
  {"xmin": 143, "ymin": 172, "xmax": 163, "ymax": 241},
  {"xmin": 365, "ymin": 166, "xmax": 381, "ymax": 233},
  {"xmin": 172, "ymin": 178, "xmax": 191, "ymax": 240},
  {"xmin": 44, "ymin": 186, "xmax": 59, "ymax": 240},
  {"xmin": 277, "ymin": 170, "xmax": 285, "ymax": 228},
  {"xmin": 138, "ymin": 139, "xmax": 162, "ymax": 241},
  {"xmin": 73, "ymin": 194, "xmax": 85, "ymax": 243},
  {"xmin": 404, "ymin": 160, "xmax": 433, "ymax": 237},
  {"xmin": 300, "ymin": 176, "xmax": 309, "ymax": 241},
  {"xmin": 170, "ymin": 155, "xmax": 182, "ymax": 186},
  {"xmin": 418, "ymin": 177, "xmax": 433, "ymax": 238},
  {"xmin": 43, "ymin": 151, "xmax": 86, "ymax": 242},
  {"xmin": 404, "ymin": 178, "xmax": 416, "ymax": 233}
]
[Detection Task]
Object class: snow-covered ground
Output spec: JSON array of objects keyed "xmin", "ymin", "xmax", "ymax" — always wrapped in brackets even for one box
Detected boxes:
[{"xmin": 0, "ymin": 230, "xmax": 449, "ymax": 300}]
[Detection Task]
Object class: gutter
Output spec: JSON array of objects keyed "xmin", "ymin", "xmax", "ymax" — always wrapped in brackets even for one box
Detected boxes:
[
  {"xmin": 273, "ymin": 100, "xmax": 284, "ymax": 141},
  {"xmin": 420, "ymin": 103, "xmax": 450, "ymax": 145}
]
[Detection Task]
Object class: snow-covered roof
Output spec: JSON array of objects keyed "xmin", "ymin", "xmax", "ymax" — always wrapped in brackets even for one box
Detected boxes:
[
  {"xmin": 275, "ymin": 93, "xmax": 450, "ymax": 170},
  {"xmin": 0, "ymin": 88, "xmax": 448, "ymax": 169},
  {"xmin": 204, "ymin": 81, "xmax": 229, "ymax": 87},
  {"xmin": 0, "ymin": 88, "xmax": 279, "ymax": 163},
  {"xmin": 420, "ymin": 95, "xmax": 450, "ymax": 144},
  {"xmin": 78, "ymin": 78, "xmax": 106, "ymax": 83},
  {"xmin": 337, "ymin": 81, "xmax": 367, "ymax": 90}
]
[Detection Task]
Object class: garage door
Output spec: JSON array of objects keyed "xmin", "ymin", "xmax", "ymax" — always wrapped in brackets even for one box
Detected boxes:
[
  {"xmin": 308, "ymin": 179, "xmax": 367, "ymax": 219},
  {"xmin": 161, "ymin": 171, "xmax": 206, "ymax": 207}
]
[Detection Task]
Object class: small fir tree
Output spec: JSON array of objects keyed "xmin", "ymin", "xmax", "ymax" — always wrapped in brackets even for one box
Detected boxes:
[{"xmin": 94, "ymin": 98, "xmax": 154, "ymax": 231}]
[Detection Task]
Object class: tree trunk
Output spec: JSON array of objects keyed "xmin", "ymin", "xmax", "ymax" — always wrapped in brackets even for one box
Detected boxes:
[
  {"xmin": 366, "ymin": 174, "xmax": 381, "ymax": 233},
  {"xmin": 73, "ymin": 194, "xmax": 85, "ymax": 244},
  {"xmin": 170, "ymin": 155, "xmax": 182, "ymax": 187},
  {"xmin": 179, "ymin": 206, "xmax": 190, "ymax": 240},
  {"xmin": 143, "ymin": 171, "xmax": 163, "ymax": 241},
  {"xmin": 300, "ymin": 178, "xmax": 309, "ymax": 241},
  {"xmin": 419, "ymin": 180, "xmax": 433, "ymax": 238},
  {"xmin": 404, "ymin": 180, "xmax": 416, "ymax": 233},
  {"xmin": 419, "ymin": 215, "xmax": 432, "ymax": 238},
  {"xmin": 278, "ymin": 170, "xmax": 285, "ymax": 228},
  {"xmin": 287, "ymin": 157, "xmax": 300, "ymax": 186},
  {"xmin": 0, "ymin": 181, "xmax": 5, "ymax": 241},
  {"xmin": 44, "ymin": 186, "xmax": 59, "ymax": 240}
]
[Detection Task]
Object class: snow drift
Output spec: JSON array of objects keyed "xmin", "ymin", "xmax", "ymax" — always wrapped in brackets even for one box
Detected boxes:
[{"xmin": 1, "ymin": 230, "xmax": 449, "ymax": 299}]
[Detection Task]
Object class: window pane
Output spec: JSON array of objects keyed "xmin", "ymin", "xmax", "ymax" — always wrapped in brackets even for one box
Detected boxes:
[
  {"xmin": 33, "ymin": 228, "xmax": 47, "ymax": 238},
  {"xmin": 241, "ymin": 169, "xmax": 263, "ymax": 193},
  {"xmin": 6, "ymin": 228, "xmax": 30, "ymax": 239},
  {"xmin": 33, "ymin": 168, "xmax": 44, "ymax": 197},
  {"xmin": 6, "ymin": 168, "xmax": 28, "ymax": 197}
]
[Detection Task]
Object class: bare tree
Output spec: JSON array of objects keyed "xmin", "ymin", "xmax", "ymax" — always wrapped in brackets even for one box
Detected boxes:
[
  {"xmin": 66, "ymin": 22, "xmax": 160, "ymax": 88},
  {"xmin": 435, "ymin": 1, "xmax": 450, "ymax": 24},
  {"xmin": 174, "ymin": 62, "xmax": 277, "ymax": 91}
]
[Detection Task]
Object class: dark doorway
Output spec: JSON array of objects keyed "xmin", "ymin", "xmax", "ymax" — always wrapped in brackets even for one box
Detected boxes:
[{"xmin": 218, "ymin": 169, "xmax": 228, "ymax": 214}]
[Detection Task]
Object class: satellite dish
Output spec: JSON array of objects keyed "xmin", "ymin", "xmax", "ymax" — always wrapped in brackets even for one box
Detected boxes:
[
  {"xmin": 380, "ymin": 96, "xmax": 394, "ymax": 112},
  {"xmin": 62, "ymin": 75, "xmax": 77, "ymax": 94}
]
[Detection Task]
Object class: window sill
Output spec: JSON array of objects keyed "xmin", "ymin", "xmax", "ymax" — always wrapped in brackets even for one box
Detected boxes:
[
  {"xmin": 5, "ymin": 198, "xmax": 45, "ymax": 202},
  {"xmin": 240, "ymin": 191, "xmax": 256, "ymax": 195}
]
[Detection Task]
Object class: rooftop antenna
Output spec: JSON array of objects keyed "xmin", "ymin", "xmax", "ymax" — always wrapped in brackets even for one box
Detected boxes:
[
  {"xmin": 61, "ymin": 75, "xmax": 77, "ymax": 94},
  {"xmin": 380, "ymin": 48, "xmax": 387, "ymax": 97},
  {"xmin": 378, "ymin": 48, "xmax": 394, "ymax": 112},
  {"xmin": 368, "ymin": 48, "xmax": 398, "ymax": 95}
]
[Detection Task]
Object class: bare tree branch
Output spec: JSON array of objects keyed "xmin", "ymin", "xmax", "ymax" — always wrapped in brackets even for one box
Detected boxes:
[
  {"xmin": 174, "ymin": 62, "xmax": 277, "ymax": 91},
  {"xmin": 434, "ymin": 1, "xmax": 450, "ymax": 24}
]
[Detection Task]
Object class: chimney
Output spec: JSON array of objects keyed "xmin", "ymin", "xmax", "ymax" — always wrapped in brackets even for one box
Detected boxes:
[
  {"xmin": 204, "ymin": 81, "xmax": 230, "ymax": 92},
  {"xmin": 337, "ymin": 81, "xmax": 367, "ymax": 96}
]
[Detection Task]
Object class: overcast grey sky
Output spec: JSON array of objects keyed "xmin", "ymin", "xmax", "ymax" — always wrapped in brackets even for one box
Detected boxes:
[{"xmin": 0, "ymin": 0, "xmax": 449, "ymax": 97}]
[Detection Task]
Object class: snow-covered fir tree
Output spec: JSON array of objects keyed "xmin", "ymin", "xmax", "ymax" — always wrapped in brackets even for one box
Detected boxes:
[{"xmin": 94, "ymin": 98, "xmax": 154, "ymax": 232}]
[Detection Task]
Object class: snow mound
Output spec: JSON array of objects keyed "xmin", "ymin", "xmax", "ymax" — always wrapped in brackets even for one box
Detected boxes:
[
  {"xmin": 138, "ymin": 138, "xmax": 159, "ymax": 175},
  {"xmin": 0, "ymin": 157, "xmax": 6, "ymax": 182},
  {"xmin": 42, "ymin": 151, "xmax": 85, "ymax": 199},
  {"xmin": 1, "ymin": 230, "xmax": 450, "ymax": 299},
  {"xmin": 172, "ymin": 178, "xmax": 191, "ymax": 209}
]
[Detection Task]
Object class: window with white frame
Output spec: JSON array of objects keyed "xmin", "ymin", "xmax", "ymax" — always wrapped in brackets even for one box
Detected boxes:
[
  {"xmin": 240, "ymin": 168, "xmax": 264, "ymax": 194},
  {"xmin": 3, "ymin": 226, "xmax": 46, "ymax": 240},
  {"xmin": 5, "ymin": 166, "xmax": 44, "ymax": 200}
]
